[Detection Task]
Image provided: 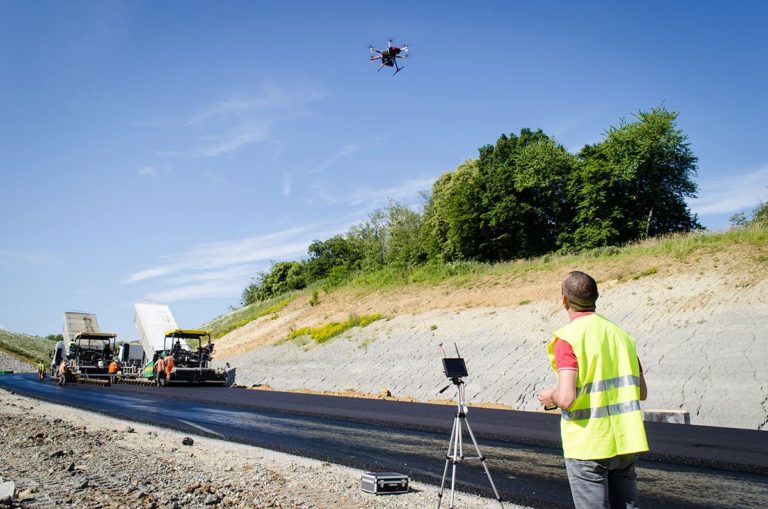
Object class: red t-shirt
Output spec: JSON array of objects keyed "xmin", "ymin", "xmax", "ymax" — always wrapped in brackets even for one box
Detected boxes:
[{"xmin": 553, "ymin": 312, "xmax": 642, "ymax": 372}]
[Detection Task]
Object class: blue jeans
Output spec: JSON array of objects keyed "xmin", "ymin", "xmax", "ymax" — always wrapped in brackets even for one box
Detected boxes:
[{"xmin": 564, "ymin": 454, "xmax": 639, "ymax": 509}]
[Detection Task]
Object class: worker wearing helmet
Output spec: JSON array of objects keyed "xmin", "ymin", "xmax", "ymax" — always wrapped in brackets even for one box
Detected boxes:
[{"xmin": 154, "ymin": 354, "xmax": 166, "ymax": 387}]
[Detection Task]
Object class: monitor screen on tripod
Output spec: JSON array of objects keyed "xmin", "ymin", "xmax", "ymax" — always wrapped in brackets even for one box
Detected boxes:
[{"xmin": 442, "ymin": 358, "xmax": 468, "ymax": 378}]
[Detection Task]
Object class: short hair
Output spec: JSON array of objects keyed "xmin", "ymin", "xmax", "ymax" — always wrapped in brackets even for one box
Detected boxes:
[{"xmin": 562, "ymin": 271, "xmax": 599, "ymax": 311}]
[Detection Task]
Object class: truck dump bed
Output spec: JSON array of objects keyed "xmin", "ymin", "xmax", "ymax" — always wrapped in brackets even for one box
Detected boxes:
[
  {"xmin": 133, "ymin": 302, "xmax": 188, "ymax": 356},
  {"xmin": 62, "ymin": 312, "xmax": 100, "ymax": 356}
]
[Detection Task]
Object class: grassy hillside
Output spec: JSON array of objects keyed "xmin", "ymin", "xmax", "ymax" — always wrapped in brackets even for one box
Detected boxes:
[
  {"xmin": 203, "ymin": 291, "xmax": 305, "ymax": 339},
  {"xmin": 0, "ymin": 329, "xmax": 56, "ymax": 365},
  {"xmin": 343, "ymin": 225, "xmax": 768, "ymax": 290},
  {"xmin": 207, "ymin": 225, "xmax": 768, "ymax": 342}
]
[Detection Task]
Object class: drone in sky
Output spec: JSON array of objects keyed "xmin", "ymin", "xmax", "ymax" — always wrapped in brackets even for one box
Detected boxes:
[{"xmin": 369, "ymin": 40, "xmax": 409, "ymax": 75}]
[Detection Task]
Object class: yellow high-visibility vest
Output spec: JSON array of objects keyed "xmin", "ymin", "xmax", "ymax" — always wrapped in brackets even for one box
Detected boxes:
[{"xmin": 547, "ymin": 313, "xmax": 648, "ymax": 459}]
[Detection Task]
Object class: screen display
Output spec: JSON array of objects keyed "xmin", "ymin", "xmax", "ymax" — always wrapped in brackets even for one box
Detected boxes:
[{"xmin": 442, "ymin": 358, "xmax": 468, "ymax": 378}]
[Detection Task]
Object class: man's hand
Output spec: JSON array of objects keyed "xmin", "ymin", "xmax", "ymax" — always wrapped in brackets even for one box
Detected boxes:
[
  {"xmin": 538, "ymin": 388, "xmax": 556, "ymax": 409},
  {"xmin": 538, "ymin": 369, "xmax": 578, "ymax": 410}
]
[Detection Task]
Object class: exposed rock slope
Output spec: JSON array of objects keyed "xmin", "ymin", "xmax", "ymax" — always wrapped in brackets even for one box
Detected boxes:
[{"xmin": 215, "ymin": 242, "xmax": 768, "ymax": 430}]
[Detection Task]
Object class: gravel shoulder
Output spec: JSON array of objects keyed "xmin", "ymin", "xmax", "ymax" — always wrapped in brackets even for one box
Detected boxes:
[{"xmin": 0, "ymin": 387, "xmax": 525, "ymax": 509}]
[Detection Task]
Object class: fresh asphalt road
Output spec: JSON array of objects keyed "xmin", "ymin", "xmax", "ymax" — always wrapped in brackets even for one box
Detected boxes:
[{"xmin": 1, "ymin": 374, "xmax": 766, "ymax": 508}]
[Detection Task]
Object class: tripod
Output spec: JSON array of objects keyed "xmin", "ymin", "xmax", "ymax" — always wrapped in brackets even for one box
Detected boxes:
[{"xmin": 437, "ymin": 377, "xmax": 504, "ymax": 508}]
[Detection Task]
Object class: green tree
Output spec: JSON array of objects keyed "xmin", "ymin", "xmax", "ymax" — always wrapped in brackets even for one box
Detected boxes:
[
  {"xmin": 565, "ymin": 108, "xmax": 701, "ymax": 249},
  {"xmin": 750, "ymin": 201, "xmax": 768, "ymax": 226},
  {"xmin": 383, "ymin": 201, "xmax": 427, "ymax": 267},
  {"xmin": 348, "ymin": 209, "xmax": 388, "ymax": 270},
  {"xmin": 422, "ymin": 160, "xmax": 485, "ymax": 261},
  {"xmin": 476, "ymin": 128, "xmax": 574, "ymax": 260},
  {"xmin": 305, "ymin": 235, "xmax": 363, "ymax": 280},
  {"xmin": 729, "ymin": 212, "xmax": 748, "ymax": 227},
  {"xmin": 241, "ymin": 261, "xmax": 307, "ymax": 305}
]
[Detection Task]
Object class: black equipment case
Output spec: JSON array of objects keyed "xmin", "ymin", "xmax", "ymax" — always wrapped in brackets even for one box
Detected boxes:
[{"xmin": 360, "ymin": 472, "xmax": 409, "ymax": 494}]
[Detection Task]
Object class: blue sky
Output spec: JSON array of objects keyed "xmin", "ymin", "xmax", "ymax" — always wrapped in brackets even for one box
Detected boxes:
[{"xmin": 1, "ymin": 1, "xmax": 766, "ymax": 339}]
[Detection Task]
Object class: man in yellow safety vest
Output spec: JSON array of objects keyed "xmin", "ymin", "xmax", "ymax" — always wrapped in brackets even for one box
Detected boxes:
[{"xmin": 538, "ymin": 271, "xmax": 648, "ymax": 509}]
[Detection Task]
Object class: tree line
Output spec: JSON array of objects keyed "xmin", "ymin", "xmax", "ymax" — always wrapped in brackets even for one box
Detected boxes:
[{"xmin": 242, "ymin": 107, "xmax": 702, "ymax": 305}]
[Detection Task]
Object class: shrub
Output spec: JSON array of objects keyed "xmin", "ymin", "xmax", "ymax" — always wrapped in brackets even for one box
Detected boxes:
[{"xmin": 287, "ymin": 313, "xmax": 384, "ymax": 344}]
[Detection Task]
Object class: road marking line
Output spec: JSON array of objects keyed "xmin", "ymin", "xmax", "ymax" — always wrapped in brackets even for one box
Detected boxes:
[{"xmin": 177, "ymin": 418, "xmax": 224, "ymax": 438}]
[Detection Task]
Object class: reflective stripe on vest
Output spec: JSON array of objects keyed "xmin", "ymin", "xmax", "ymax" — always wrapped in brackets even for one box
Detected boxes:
[
  {"xmin": 562, "ymin": 400, "xmax": 642, "ymax": 421},
  {"xmin": 577, "ymin": 374, "xmax": 640, "ymax": 397}
]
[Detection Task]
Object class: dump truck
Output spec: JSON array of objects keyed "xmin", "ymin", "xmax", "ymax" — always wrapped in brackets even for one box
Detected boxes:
[
  {"xmin": 142, "ymin": 329, "xmax": 227, "ymax": 386},
  {"xmin": 134, "ymin": 302, "xmax": 226, "ymax": 386},
  {"xmin": 51, "ymin": 312, "xmax": 118, "ymax": 385}
]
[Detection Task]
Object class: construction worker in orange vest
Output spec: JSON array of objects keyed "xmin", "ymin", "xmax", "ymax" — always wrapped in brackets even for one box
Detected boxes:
[
  {"xmin": 108, "ymin": 360, "xmax": 118, "ymax": 374},
  {"xmin": 154, "ymin": 354, "xmax": 166, "ymax": 387},
  {"xmin": 164, "ymin": 354, "xmax": 175, "ymax": 383},
  {"xmin": 58, "ymin": 360, "xmax": 70, "ymax": 385}
]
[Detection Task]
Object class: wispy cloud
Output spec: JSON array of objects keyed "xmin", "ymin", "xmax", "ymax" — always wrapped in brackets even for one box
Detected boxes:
[
  {"xmin": 282, "ymin": 172, "xmax": 292, "ymax": 196},
  {"xmin": 282, "ymin": 144, "xmax": 359, "ymax": 196},
  {"xmin": 197, "ymin": 124, "xmax": 271, "ymax": 157},
  {"xmin": 122, "ymin": 226, "xmax": 322, "ymax": 303},
  {"xmin": 187, "ymin": 82, "xmax": 326, "ymax": 126},
  {"xmin": 202, "ymin": 172, "xmax": 228, "ymax": 183},
  {"xmin": 160, "ymin": 79, "xmax": 327, "ymax": 159},
  {"xmin": 304, "ymin": 176, "xmax": 434, "ymax": 208},
  {"xmin": 0, "ymin": 249, "xmax": 60, "ymax": 270},
  {"xmin": 689, "ymin": 165, "xmax": 768, "ymax": 215},
  {"xmin": 137, "ymin": 166, "xmax": 157, "ymax": 178},
  {"xmin": 122, "ymin": 226, "xmax": 310, "ymax": 285},
  {"xmin": 143, "ymin": 257, "xmax": 273, "ymax": 302},
  {"xmin": 145, "ymin": 282, "xmax": 246, "ymax": 303},
  {"xmin": 303, "ymin": 144, "xmax": 358, "ymax": 176},
  {"xmin": 347, "ymin": 177, "xmax": 435, "ymax": 207}
]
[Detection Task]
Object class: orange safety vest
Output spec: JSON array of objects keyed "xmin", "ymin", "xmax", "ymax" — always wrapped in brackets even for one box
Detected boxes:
[
  {"xmin": 164, "ymin": 357, "xmax": 174, "ymax": 376},
  {"xmin": 155, "ymin": 358, "xmax": 165, "ymax": 373},
  {"xmin": 108, "ymin": 361, "xmax": 118, "ymax": 374}
]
